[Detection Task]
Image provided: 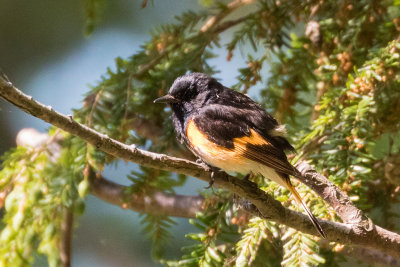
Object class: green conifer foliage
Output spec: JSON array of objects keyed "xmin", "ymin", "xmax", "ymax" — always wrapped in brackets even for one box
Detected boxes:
[{"xmin": 1, "ymin": 0, "xmax": 400, "ymax": 266}]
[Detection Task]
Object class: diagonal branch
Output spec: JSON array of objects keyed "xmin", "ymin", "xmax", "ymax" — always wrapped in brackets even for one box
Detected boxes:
[
  {"xmin": 1, "ymin": 76, "xmax": 400, "ymax": 259},
  {"xmin": 16, "ymin": 129, "xmax": 398, "ymax": 266},
  {"xmin": 91, "ymin": 170, "xmax": 400, "ymax": 266},
  {"xmin": 295, "ymin": 161, "xmax": 371, "ymax": 226}
]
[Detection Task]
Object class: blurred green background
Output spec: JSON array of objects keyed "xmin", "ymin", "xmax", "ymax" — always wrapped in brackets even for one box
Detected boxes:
[{"xmin": 0, "ymin": 1, "xmax": 254, "ymax": 266}]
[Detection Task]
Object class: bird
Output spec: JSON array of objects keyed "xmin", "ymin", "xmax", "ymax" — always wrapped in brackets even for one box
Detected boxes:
[{"xmin": 154, "ymin": 72, "xmax": 325, "ymax": 238}]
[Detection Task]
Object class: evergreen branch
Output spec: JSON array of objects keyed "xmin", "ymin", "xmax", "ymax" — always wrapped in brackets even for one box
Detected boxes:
[
  {"xmin": 282, "ymin": 229, "xmax": 324, "ymax": 266},
  {"xmin": 235, "ymin": 217, "xmax": 275, "ymax": 266},
  {"xmin": 140, "ymin": 213, "xmax": 175, "ymax": 259},
  {"xmin": 133, "ymin": 43, "xmax": 179, "ymax": 79},
  {"xmin": 1, "ymin": 77, "xmax": 400, "ymax": 259}
]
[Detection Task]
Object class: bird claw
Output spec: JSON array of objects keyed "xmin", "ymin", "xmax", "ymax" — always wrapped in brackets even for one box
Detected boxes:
[
  {"xmin": 195, "ymin": 159, "xmax": 220, "ymax": 189},
  {"xmin": 196, "ymin": 158, "xmax": 212, "ymax": 171},
  {"xmin": 204, "ymin": 166, "xmax": 222, "ymax": 189},
  {"xmin": 205, "ymin": 170, "xmax": 215, "ymax": 189}
]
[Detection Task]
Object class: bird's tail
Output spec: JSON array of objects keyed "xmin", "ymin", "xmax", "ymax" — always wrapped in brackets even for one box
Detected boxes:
[{"xmin": 284, "ymin": 179, "xmax": 326, "ymax": 238}]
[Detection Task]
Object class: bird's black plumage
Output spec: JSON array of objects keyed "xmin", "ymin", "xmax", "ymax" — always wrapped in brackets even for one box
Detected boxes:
[
  {"xmin": 154, "ymin": 72, "xmax": 325, "ymax": 238},
  {"xmin": 167, "ymin": 73, "xmax": 294, "ymax": 150}
]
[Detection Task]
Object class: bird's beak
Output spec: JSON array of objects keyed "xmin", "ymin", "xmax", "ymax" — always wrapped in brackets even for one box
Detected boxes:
[{"xmin": 153, "ymin": 94, "xmax": 179, "ymax": 104}]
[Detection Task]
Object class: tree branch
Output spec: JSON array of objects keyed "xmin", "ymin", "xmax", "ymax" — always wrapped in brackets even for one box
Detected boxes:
[
  {"xmin": 89, "ymin": 171, "xmax": 204, "ymax": 218},
  {"xmin": 340, "ymin": 246, "xmax": 400, "ymax": 267},
  {"xmin": 295, "ymin": 161, "xmax": 371, "ymax": 225},
  {"xmin": 1, "ymin": 76, "xmax": 400, "ymax": 259}
]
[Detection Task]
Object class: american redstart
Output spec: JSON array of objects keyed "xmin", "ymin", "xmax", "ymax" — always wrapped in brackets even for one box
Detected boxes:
[{"xmin": 154, "ymin": 72, "xmax": 325, "ymax": 238}]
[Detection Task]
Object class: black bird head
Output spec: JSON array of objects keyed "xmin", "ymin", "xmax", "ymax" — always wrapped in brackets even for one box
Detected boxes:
[{"xmin": 153, "ymin": 73, "xmax": 221, "ymax": 107}]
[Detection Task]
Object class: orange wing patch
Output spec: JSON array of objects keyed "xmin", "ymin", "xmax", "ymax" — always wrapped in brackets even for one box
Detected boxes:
[{"xmin": 233, "ymin": 129, "xmax": 270, "ymax": 147}]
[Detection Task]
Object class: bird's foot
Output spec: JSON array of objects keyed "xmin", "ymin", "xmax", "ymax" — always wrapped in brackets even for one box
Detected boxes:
[
  {"xmin": 205, "ymin": 172, "xmax": 214, "ymax": 189},
  {"xmin": 204, "ymin": 166, "xmax": 221, "ymax": 189},
  {"xmin": 195, "ymin": 158, "xmax": 218, "ymax": 188},
  {"xmin": 196, "ymin": 158, "xmax": 205, "ymax": 164}
]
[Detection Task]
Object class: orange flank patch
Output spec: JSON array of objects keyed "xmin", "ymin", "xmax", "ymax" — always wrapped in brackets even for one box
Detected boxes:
[
  {"xmin": 186, "ymin": 119, "xmax": 269, "ymax": 151},
  {"xmin": 185, "ymin": 119, "xmax": 271, "ymax": 175},
  {"xmin": 186, "ymin": 119, "xmax": 232, "ymax": 156}
]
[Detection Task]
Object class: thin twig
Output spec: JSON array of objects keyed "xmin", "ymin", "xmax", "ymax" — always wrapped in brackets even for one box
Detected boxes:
[
  {"xmin": 200, "ymin": 0, "xmax": 254, "ymax": 32},
  {"xmin": 212, "ymin": 15, "xmax": 250, "ymax": 34}
]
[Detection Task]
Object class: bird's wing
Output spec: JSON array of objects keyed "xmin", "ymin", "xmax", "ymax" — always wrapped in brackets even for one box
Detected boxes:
[
  {"xmin": 191, "ymin": 104, "xmax": 298, "ymax": 177},
  {"xmin": 207, "ymin": 87, "xmax": 295, "ymax": 152}
]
